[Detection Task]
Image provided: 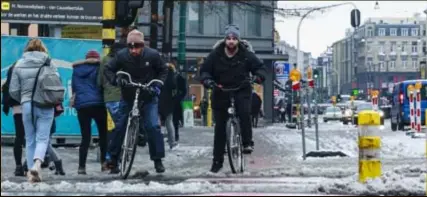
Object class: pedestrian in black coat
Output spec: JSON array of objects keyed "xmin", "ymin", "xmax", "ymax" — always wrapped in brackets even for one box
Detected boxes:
[
  {"xmin": 251, "ymin": 91, "xmax": 262, "ymax": 127},
  {"xmin": 172, "ymin": 72, "xmax": 187, "ymax": 141},
  {"xmin": 159, "ymin": 64, "xmax": 178, "ymax": 149}
]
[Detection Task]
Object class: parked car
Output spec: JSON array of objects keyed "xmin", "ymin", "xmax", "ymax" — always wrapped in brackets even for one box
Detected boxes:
[{"xmin": 323, "ymin": 106, "xmax": 343, "ymax": 122}]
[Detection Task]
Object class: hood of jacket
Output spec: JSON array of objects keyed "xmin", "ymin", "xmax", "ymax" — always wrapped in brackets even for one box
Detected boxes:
[
  {"xmin": 212, "ymin": 39, "xmax": 255, "ymax": 53},
  {"xmin": 17, "ymin": 51, "xmax": 49, "ymax": 68},
  {"xmin": 72, "ymin": 58, "xmax": 100, "ymax": 78}
]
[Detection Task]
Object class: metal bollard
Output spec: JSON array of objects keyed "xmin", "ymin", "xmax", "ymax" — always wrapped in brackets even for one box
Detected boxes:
[{"xmin": 358, "ymin": 110, "xmax": 382, "ymax": 183}]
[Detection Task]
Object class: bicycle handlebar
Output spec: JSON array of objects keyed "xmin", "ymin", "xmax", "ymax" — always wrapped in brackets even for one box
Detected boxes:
[{"xmin": 116, "ymin": 71, "xmax": 164, "ymax": 88}]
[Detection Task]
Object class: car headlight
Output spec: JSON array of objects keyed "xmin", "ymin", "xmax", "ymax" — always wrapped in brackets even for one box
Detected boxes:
[
  {"xmin": 344, "ymin": 109, "xmax": 352, "ymax": 116},
  {"xmin": 280, "ymin": 108, "xmax": 285, "ymax": 112},
  {"xmin": 379, "ymin": 111, "xmax": 384, "ymax": 117}
]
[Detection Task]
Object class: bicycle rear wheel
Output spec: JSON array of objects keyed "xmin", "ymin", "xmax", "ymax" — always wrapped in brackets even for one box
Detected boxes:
[
  {"xmin": 120, "ymin": 117, "xmax": 139, "ymax": 179},
  {"xmin": 226, "ymin": 118, "xmax": 244, "ymax": 174}
]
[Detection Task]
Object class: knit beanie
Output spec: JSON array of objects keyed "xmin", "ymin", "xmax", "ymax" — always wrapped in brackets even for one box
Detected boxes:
[
  {"xmin": 224, "ymin": 24, "xmax": 241, "ymax": 40},
  {"xmin": 86, "ymin": 50, "xmax": 100, "ymax": 59},
  {"xmin": 127, "ymin": 29, "xmax": 144, "ymax": 44}
]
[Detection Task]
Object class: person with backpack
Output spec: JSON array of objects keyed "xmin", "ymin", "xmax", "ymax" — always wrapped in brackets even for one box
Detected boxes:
[
  {"xmin": 71, "ymin": 50, "xmax": 108, "ymax": 175},
  {"xmin": 2, "ymin": 62, "xmax": 26, "ymax": 177},
  {"xmin": 9, "ymin": 38, "xmax": 62, "ymax": 183}
]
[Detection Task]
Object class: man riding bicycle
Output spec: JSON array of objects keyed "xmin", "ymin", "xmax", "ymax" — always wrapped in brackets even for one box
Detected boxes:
[
  {"xmin": 199, "ymin": 25, "xmax": 266, "ymax": 173},
  {"xmin": 104, "ymin": 30, "xmax": 168, "ymax": 173}
]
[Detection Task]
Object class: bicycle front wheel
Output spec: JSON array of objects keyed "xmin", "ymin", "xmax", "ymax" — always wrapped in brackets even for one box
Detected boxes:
[
  {"xmin": 226, "ymin": 118, "xmax": 244, "ymax": 174},
  {"xmin": 120, "ymin": 116, "xmax": 139, "ymax": 179}
]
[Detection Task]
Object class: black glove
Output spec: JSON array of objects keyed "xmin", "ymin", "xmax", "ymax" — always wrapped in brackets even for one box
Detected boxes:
[
  {"xmin": 116, "ymin": 77, "xmax": 129, "ymax": 87},
  {"xmin": 147, "ymin": 86, "xmax": 161, "ymax": 97},
  {"xmin": 203, "ymin": 79, "xmax": 216, "ymax": 89},
  {"xmin": 253, "ymin": 75, "xmax": 264, "ymax": 84}
]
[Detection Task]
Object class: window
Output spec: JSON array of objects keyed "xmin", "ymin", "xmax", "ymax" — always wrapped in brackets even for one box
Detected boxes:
[
  {"xmin": 401, "ymin": 28, "xmax": 409, "ymax": 36},
  {"xmin": 401, "ymin": 42, "xmax": 407, "ymax": 52},
  {"xmin": 380, "ymin": 61, "xmax": 385, "ymax": 69},
  {"xmin": 367, "ymin": 60, "xmax": 373, "ymax": 70},
  {"xmin": 390, "ymin": 43, "xmax": 396, "ymax": 52},
  {"xmin": 246, "ymin": 1, "xmax": 261, "ymax": 36},
  {"xmin": 411, "ymin": 28, "xmax": 419, "ymax": 36},
  {"xmin": 367, "ymin": 44, "xmax": 372, "ymax": 52},
  {"xmin": 367, "ymin": 28, "xmax": 373, "ymax": 37},
  {"xmin": 412, "ymin": 61, "xmax": 418, "ymax": 69},
  {"xmin": 390, "ymin": 28, "xmax": 397, "ymax": 36},
  {"xmin": 412, "ymin": 42, "xmax": 418, "ymax": 53},
  {"xmin": 379, "ymin": 44, "xmax": 384, "ymax": 53},
  {"xmin": 402, "ymin": 61, "xmax": 407, "ymax": 69},
  {"xmin": 389, "ymin": 61, "xmax": 396, "ymax": 69},
  {"xmin": 217, "ymin": 2, "xmax": 229, "ymax": 35},
  {"xmin": 378, "ymin": 28, "xmax": 386, "ymax": 36},
  {"xmin": 188, "ymin": 2, "xmax": 204, "ymax": 34}
]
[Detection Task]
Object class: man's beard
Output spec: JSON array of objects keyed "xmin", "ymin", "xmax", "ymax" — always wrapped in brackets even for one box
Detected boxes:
[{"xmin": 226, "ymin": 44, "xmax": 237, "ymax": 53}]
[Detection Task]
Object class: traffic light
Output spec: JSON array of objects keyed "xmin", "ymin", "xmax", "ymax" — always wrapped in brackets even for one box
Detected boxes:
[
  {"xmin": 313, "ymin": 69, "xmax": 319, "ymax": 79},
  {"xmin": 336, "ymin": 94, "xmax": 342, "ymax": 102},
  {"xmin": 116, "ymin": 0, "xmax": 144, "ymax": 27}
]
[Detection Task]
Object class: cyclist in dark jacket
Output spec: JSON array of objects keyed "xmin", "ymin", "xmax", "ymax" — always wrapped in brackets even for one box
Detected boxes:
[
  {"xmin": 104, "ymin": 30, "xmax": 168, "ymax": 173},
  {"xmin": 199, "ymin": 24, "xmax": 266, "ymax": 173}
]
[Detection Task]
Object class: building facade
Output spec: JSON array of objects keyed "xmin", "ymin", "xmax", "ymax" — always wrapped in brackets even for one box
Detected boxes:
[{"xmin": 332, "ymin": 15, "xmax": 426, "ymax": 95}]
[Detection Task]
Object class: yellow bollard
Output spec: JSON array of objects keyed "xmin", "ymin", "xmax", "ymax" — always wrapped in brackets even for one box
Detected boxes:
[
  {"xmin": 207, "ymin": 89, "xmax": 213, "ymax": 127},
  {"xmin": 358, "ymin": 110, "xmax": 382, "ymax": 183}
]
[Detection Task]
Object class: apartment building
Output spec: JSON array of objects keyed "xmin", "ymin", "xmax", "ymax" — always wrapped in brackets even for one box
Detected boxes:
[{"xmin": 332, "ymin": 15, "xmax": 426, "ymax": 94}]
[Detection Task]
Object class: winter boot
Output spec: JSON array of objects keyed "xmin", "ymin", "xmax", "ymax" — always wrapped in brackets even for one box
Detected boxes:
[
  {"xmin": 28, "ymin": 159, "xmax": 42, "ymax": 183},
  {"xmin": 154, "ymin": 160, "xmax": 165, "ymax": 173},
  {"xmin": 210, "ymin": 161, "xmax": 223, "ymax": 173},
  {"xmin": 243, "ymin": 145, "xmax": 254, "ymax": 154},
  {"xmin": 54, "ymin": 160, "xmax": 66, "ymax": 176},
  {"xmin": 14, "ymin": 165, "xmax": 25, "ymax": 177},
  {"xmin": 77, "ymin": 166, "xmax": 86, "ymax": 175}
]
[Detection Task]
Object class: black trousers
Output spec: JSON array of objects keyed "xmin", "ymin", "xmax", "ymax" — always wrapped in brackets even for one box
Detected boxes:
[
  {"xmin": 212, "ymin": 100, "xmax": 253, "ymax": 163},
  {"xmin": 13, "ymin": 114, "xmax": 25, "ymax": 166},
  {"xmin": 77, "ymin": 105, "xmax": 108, "ymax": 167}
]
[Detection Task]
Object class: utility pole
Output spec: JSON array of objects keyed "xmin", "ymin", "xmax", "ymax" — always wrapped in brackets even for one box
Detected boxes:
[
  {"xmin": 102, "ymin": 0, "xmax": 116, "ymax": 57},
  {"xmin": 162, "ymin": 0, "xmax": 174, "ymax": 62},
  {"xmin": 150, "ymin": 0, "xmax": 159, "ymax": 49},
  {"xmin": 178, "ymin": 1, "xmax": 187, "ymax": 82}
]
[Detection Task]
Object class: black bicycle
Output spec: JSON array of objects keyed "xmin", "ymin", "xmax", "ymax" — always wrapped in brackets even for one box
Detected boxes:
[
  {"xmin": 116, "ymin": 71, "xmax": 164, "ymax": 179},
  {"xmin": 215, "ymin": 80, "xmax": 253, "ymax": 174}
]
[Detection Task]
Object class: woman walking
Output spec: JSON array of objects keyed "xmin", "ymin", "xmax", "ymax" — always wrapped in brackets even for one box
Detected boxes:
[
  {"xmin": 9, "ymin": 38, "xmax": 56, "ymax": 182},
  {"xmin": 2, "ymin": 62, "xmax": 26, "ymax": 176},
  {"xmin": 71, "ymin": 50, "xmax": 108, "ymax": 174},
  {"xmin": 159, "ymin": 63, "xmax": 178, "ymax": 150}
]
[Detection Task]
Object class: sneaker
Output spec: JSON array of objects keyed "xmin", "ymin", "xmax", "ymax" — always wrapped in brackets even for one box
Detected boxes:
[
  {"xmin": 28, "ymin": 160, "xmax": 42, "ymax": 183},
  {"xmin": 243, "ymin": 145, "xmax": 254, "ymax": 154},
  {"xmin": 154, "ymin": 160, "xmax": 165, "ymax": 173},
  {"xmin": 14, "ymin": 165, "xmax": 25, "ymax": 177},
  {"xmin": 77, "ymin": 167, "xmax": 87, "ymax": 175},
  {"xmin": 210, "ymin": 161, "xmax": 223, "ymax": 173}
]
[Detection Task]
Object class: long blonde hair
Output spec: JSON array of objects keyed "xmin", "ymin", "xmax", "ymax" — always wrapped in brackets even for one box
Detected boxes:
[{"xmin": 24, "ymin": 38, "xmax": 48, "ymax": 53}]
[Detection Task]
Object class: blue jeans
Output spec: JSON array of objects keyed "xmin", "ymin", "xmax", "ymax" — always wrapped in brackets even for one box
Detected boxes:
[
  {"xmin": 105, "ymin": 101, "xmax": 121, "ymax": 161},
  {"xmin": 108, "ymin": 97, "xmax": 165, "ymax": 161},
  {"xmin": 21, "ymin": 102, "xmax": 54, "ymax": 169}
]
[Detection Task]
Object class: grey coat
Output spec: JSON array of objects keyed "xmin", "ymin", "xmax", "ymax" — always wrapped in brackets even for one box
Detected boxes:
[{"xmin": 9, "ymin": 51, "xmax": 54, "ymax": 104}]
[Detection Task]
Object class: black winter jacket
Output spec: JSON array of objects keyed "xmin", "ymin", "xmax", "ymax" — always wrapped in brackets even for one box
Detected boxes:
[
  {"xmin": 199, "ymin": 40, "xmax": 267, "ymax": 109},
  {"xmin": 104, "ymin": 47, "xmax": 168, "ymax": 103},
  {"xmin": 159, "ymin": 67, "xmax": 177, "ymax": 117}
]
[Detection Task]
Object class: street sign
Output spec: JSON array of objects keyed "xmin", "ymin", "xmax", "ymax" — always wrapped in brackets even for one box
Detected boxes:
[
  {"xmin": 274, "ymin": 61, "xmax": 290, "ymax": 80},
  {"xmin": 1, "ymin": 1, "xmax": 102, "ymax": 25}
]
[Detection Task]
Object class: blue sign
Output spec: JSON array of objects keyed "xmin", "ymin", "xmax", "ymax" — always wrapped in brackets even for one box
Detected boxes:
[
  {"xmin": 1, "ymin": 36, "xmax": 102, "ymax": 137},
  {"xmin": 274, "ymin": 61, "xmax": 290, "ymax": 80}
]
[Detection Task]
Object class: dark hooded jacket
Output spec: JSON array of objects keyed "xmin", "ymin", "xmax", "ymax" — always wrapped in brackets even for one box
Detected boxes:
[
  {"xmin": 72, "ymin": 58, "xmax": 104, "ymax": 109},
  {"xmin": 199, "ymin": 39, "xmax": 267, "ymax": 109},
  {"xmin": 104, "ymin": 47, "xmax": 168, "ymax": 103}
]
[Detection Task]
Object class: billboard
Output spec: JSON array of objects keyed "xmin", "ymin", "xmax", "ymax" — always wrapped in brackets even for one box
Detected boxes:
[
  {"xmin": 1, "ymin": 36, "xmax": 102, "ymax": 137},
  {"xmin": 1, "ymin": 1, "xmax": 102, "ymax": 25}
]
